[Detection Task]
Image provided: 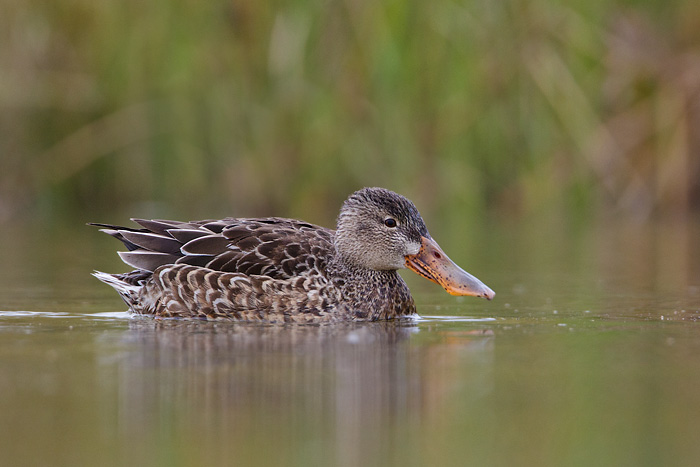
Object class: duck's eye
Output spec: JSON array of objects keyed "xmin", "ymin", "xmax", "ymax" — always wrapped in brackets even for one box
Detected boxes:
[{"xmin": 384, "ymin": 218, "xmax": 397, "ymax": 228}]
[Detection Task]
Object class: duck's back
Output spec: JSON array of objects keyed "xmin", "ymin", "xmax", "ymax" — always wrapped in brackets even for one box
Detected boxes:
[{"xmin": 96, "ymin": 217, "xmax": 335, "ymax": 279}]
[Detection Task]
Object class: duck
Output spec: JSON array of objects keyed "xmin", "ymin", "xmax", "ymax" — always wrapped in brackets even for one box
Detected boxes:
[{"xmin": 91, "ymin": 187, "xmax": 494, "ymax": 323}]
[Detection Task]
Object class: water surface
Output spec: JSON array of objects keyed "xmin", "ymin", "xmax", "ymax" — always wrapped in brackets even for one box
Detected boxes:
[{"xmin": 1, "ymin": 218, "xmax": 699, "ymax": 466}]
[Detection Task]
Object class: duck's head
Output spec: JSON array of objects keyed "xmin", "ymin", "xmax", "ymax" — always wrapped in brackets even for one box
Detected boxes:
[{"xmin": 336, "ymin": 187, "xmax": 495, "ymax": 300}]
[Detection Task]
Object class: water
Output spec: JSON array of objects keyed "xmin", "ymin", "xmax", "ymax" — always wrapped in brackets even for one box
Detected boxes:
[{"xmin": 1, "ymin": 217, "xmax": 700, "ymax": 466}]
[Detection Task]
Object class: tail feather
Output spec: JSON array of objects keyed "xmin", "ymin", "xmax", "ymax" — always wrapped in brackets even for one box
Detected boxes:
[{"xmin": 92, "ymin": 270, "xmax": 150, "ymax": 310}]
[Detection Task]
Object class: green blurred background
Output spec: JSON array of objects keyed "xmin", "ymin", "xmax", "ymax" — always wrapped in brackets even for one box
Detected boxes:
[{"xmin": 2, "ymin": 0, "xmax": 699, "ymax": 226}]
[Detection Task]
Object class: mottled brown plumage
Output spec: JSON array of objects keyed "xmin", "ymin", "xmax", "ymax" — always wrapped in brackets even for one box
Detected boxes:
[{"xmin": 92, "ymin": 187, "xmax": 494, "ymax": 323}]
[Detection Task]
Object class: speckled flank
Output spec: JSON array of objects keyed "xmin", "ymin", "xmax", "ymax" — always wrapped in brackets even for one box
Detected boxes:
[{"xmin": 127, "ymin": 263, "xmax": 415, "ymax": 323}]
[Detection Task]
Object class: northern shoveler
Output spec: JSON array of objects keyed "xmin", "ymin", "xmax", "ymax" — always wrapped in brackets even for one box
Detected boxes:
[{"xmin": 92, "ymin": 187, "xmax": 494, "ymax": 323}]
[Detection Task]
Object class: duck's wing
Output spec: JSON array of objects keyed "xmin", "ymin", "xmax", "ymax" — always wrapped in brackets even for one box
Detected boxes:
[
  {"xmin": 92, "ymin": 217, "xmax": 335, "ymax": 279},
  {"xmin": 183, "ymin": 218, "xmax": 335, "ymax": 278}
]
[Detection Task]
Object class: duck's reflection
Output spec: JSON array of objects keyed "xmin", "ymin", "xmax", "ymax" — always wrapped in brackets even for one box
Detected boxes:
[{"xmin": 113, "ymin": 319, "xmax": 493, "ymax": 464}]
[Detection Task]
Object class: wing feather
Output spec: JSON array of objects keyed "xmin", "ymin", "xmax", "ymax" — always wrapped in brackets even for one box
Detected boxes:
[
  {"xmin": 120, "ymin": 231, "xmax": 182, "ymax": 255},
  {"xmin": 97, "ymin": 217, "xmax": 335, "ymax": 279}
]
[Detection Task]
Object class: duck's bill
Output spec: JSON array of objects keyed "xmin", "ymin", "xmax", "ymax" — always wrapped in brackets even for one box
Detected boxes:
[{"xmin": 405, "ymin": 236, "xmax": 495, "ymax": 300}]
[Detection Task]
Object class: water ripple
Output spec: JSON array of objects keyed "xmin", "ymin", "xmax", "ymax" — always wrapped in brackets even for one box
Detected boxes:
[{"xmin": 416, "ymin": 315, "xmax": 497, "ymax": 323}]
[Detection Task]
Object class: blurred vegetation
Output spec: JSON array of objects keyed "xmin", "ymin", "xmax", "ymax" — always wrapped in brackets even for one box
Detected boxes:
[{"xmin": 1, "ymin": 0, "xmax": 700, "ymax": 226}]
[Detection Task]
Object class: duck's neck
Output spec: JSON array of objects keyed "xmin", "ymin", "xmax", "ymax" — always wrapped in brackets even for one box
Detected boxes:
[{"xmin": 328, "ymin": 257, "xmax": 416, "ymax": 320}]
